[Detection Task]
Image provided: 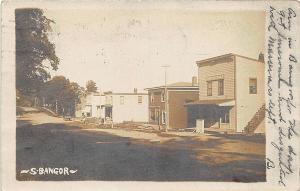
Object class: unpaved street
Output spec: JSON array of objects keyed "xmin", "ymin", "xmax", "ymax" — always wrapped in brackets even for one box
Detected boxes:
[{"xmin": 17, "ymin": 108, "xmax": 266, "ymax": 181}]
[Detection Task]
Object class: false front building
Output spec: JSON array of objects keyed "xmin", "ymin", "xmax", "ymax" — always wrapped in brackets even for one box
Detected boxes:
[
  {"xmin": 186, "ymin": 53, "xmax": 265, "ymax": 133},
  {"xmin": 145, "ymin": 79, "xmax": 199, "ymax": 129}
]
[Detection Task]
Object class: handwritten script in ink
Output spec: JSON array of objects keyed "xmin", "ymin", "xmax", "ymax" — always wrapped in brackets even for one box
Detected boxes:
[{"xmin": 266, "ymin": 5, "xmax": 298, "ymax": 187}]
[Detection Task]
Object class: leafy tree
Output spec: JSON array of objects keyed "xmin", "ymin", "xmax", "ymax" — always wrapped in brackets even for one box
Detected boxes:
[
  {"xmin": 15, "ymin": 8, "xmax": 59, "ymax": 95},
  {"xmin": 39, "ymin": 76, "xmax": 83, "ymax": 116},
  {"xmin": 70, "ymin": 82, "xmax": 84, "ymax": 99},
  {"xmin": 86, "ymin": 80, "xmax": 98, "ymax": 93}
]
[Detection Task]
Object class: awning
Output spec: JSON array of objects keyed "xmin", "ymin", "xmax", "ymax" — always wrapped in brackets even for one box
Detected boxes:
[{"xmin": 185, "ymin": 99, "xmax": 235, "ymax": 107}]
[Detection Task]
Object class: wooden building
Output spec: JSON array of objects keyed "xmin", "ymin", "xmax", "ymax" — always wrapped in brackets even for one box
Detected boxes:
[
  {"xmin": 186, "ymin": 53, "xmax": 265, "ymax": 133},
  {"xmin": 145, "ymin": 80, "xmax": 199, "ymax": 129}
]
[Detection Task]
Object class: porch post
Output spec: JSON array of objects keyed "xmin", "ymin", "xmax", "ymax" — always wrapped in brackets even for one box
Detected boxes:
[{"xmin": 229, "ymin": 111, "xmax": 231, "ymax": 129}]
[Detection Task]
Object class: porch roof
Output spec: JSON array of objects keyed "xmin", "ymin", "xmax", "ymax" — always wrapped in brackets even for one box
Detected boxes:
[{"xmin": 185, "ymin": 99, "xmax": 235, "ymax": 106}]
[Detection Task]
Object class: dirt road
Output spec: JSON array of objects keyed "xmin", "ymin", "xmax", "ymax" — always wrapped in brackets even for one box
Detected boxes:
[
  {"xmin": 17, "ymin": 107, "xmax": 71, "ymax": 125},
  {"xmin": 16, "ymin": 108, "xmax": 266, "ymax": 181}
]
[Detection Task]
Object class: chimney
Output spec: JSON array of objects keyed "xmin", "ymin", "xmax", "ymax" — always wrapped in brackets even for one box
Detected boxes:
[
  {"xmin": 192, "ymin": 76, "xmax": 198, "ymax": 86},
  {"xmin": 258, "ymin": 52, "xmax": 264, "ymax": 62},
  {"xmin": 134, "ymin": 88, "xmax": 137, "ymax": 94}
]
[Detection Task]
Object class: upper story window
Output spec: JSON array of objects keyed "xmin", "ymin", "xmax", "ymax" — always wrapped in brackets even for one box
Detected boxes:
[
  {"xmin": 150, "ymin": 93, "xmax": 154, "ymax": 103},
  {"xmin": 120, "ymin": 96, "xmax": 125, "ymax": 105},
  {"xmin": 138, "ymin": 96, "xmax": 143, "ymax": 104},
  {"xmin": 218, "ymin": 79, "xmax": 224, "ymax": 96},
  {"xmin": 207, "ymin": 81, "xmax": 212, "ymax": 96},
  {"xmin": 105, "ymin": 95, "xmax": 113, "ymax": 105},
  {"xmin": 161, "ymin": 91, "xmax": 165, "ymax": 102},
  {"xmin": 249, "ymin": 78, "xmax": 257, "ymax": 94}
]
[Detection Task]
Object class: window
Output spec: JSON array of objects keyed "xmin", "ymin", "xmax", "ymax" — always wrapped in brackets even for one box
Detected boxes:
[
  {"xmin": 207, "ymin": 81, "xmax": 212, "ymax": 96},
  {"xmin": 138, "ymin": 96, "xmax": 143, "ymax": 104},
  {"xmin": 218, "ymin": 79, "xmax": 224, "ymax": 96},
  {"xmin": 120, "ymin": 96, "xmax": 125, "ymax": 105},
  {"xmin": 249, "ymin": 78, "xmax": 257, "ymax": 94},
  {"xmin": 161, "ymin": 91, "xmax": 165, "ymax": 102},
  {"xmin": 155, "ymin": 110, "xmax": 160, "ymax": 124},
  {"xmin": 105, "ymin": 96, "xmax": 113, "ymax": 105},
  {"xmin": 150, "ymin": 110, "xmax": 155, "ymax": 121},
  {"xmin": 150, "ymin": 93, "xmax": 154, "ymax": 103}
]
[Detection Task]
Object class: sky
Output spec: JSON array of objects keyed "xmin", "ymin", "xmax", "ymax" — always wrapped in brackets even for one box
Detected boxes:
[{"xmin": 44, "ymin": 9, "xmax": 265, "ymax": 93}]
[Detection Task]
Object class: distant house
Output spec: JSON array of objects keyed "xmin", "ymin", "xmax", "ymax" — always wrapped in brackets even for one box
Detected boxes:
[
  {"xmin": 102, "ymin": 89, "xmax": 149, "ymax": 123},
  {"xmin": 145, "ymin": 78, "xmax": 199, "ymax": 129},
  {"xmin": 186, "ymin": 53, "xmax": 265, "ymax": 133},
  {"xmin": 76, "ymin": 89, "xmax": 148, "ymax": 123}
]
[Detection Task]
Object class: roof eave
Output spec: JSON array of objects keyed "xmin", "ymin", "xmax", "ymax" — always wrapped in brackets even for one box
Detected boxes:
[
  {"xmin": 196, "ymin": 53, "xmax": 234, "ymax": 66},
  {"xmin": 145, "ymin": 86, "xmax": 199, "ymax": 91}
]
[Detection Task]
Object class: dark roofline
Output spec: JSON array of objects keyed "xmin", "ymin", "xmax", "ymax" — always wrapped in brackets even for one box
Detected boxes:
[{"xmin": 196, "ymin": 53, "xmax": 264, "ymax": 66}]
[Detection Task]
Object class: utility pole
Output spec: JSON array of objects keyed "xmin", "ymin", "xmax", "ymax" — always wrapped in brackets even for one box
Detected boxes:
[
  {"xmin": 161, "ymin": 65, "xmax": 170, "ymax": 132},
  {"xmin": 74, "ymin": 99, "xmax": 77, "ymax": 117},
  {"xmin": 55, "ymin": 99, "xmax": 58, "ymax": 114},
  {"xmin": 42, "ymin": 97, "xmax": 45, "ymax": 107},
  {"xmin": 34, "ymin": 97, "xmax": 37, "ymax": 107}
]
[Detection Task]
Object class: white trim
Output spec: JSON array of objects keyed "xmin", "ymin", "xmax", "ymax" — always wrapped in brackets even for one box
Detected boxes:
[
  {"xmin": 149, "ymin": 106, "xmax": 160, "ymax": 108},
  {"xmin": 218, "ymin": 100, "xmax": 235, "ymax": 106}
]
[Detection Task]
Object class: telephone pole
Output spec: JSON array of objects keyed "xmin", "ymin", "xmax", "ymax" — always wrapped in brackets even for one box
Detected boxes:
[
  {"xmin": 42, "ymin": 97, "xmax": 45, "ymax": 107},
  {"xmin": 161, "ymin": 65, "xmax": 170, "ymax": 132},
  {"xmin": 55, "ymin": 99, "xmax": 58, "ymax": 114}
]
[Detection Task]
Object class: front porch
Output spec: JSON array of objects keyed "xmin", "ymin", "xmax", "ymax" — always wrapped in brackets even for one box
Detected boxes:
[{"xmin": 186, "ymin": 99, "xmax": 236, "ymax": 132}]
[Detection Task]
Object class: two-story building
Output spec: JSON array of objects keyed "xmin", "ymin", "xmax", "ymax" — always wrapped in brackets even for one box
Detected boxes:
[
  {"xmin": 76, "ymin": 89, "xmax": 148, "ymax": 123},
  {"xmin": 145, "ymin": 78, "xmax": 199, "ymax": 130},
  {"xmin": 186, "ymin": 53, "xmax": 265, "ymax": 133},
  {"xmin": 103, "ymin": 89, "xmax": 149, "ymax": 123}
]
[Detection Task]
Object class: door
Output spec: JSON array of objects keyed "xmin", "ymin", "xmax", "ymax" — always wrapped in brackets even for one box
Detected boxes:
[{"xmin": 220, "ymin": 107, "xmax": 230, "ymax": 129}]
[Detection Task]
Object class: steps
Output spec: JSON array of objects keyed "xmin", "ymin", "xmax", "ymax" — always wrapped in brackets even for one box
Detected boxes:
[{"xmin": 244, "ymin": 104, "xmax": 265, "ymax": 134}]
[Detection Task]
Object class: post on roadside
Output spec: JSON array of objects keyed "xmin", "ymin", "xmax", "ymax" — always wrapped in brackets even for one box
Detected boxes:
[
  {"xmin": 161, "ymin": 65, "xmax": 170, "ymax": 132},
  {"xmin": 55, "ymin": 99, "xmax": 58, "ymax": 114}
]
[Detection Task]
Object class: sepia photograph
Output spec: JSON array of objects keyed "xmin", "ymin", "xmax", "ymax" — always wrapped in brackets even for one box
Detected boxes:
[
  {"xmin": 14, "ymin": 7, "xmax": 268, "ymax": 182},
  {"xmin": 1, "ymin": 0, "xmax": 299, "ymax": 190}
]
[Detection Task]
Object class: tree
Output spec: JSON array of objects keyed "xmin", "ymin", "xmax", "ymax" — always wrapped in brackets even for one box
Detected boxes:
[
  {"xmin": 15, "ymin": 8, "xmax": 59, "ymax": 95},
  {"xmin": 86, "ymin": 80, "xmax": 98, "ymax": 93},
  {"xmin": 38, "ymin": 76, "xmax": 83, "ymax": 116}
]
